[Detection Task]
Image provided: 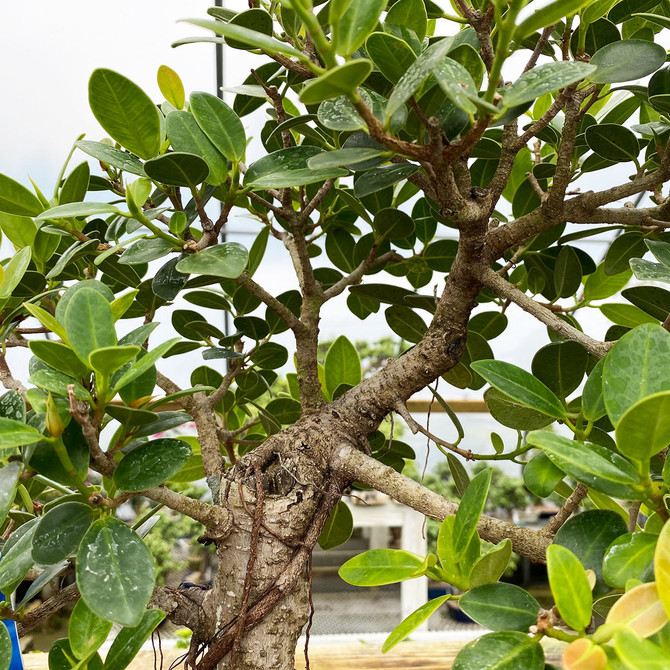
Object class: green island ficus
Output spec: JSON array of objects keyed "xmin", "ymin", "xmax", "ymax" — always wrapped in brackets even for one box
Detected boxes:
[{"xmin": 2, "ymin": 0, "xmax": 670, "ymax": 668}]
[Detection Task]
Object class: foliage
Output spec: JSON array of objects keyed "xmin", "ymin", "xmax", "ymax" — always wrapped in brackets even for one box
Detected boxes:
[{"xmin": 0, "ymin": 0, "xmax": 669, "ymax": 668}]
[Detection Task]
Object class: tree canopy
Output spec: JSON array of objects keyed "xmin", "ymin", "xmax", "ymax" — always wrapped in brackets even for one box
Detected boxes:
[{"xmin": 2, "ymin": 1, "xmax": 670, "ymax": 669}]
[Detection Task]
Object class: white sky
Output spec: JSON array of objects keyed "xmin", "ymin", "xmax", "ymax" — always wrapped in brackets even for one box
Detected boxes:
[{"xmin": 0, "ymin": 3, "xmax": 642, "ymax": 464}]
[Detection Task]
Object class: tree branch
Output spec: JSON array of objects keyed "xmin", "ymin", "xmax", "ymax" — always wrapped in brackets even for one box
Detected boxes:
[
  {"xmin": 541, "ymin": 483, "xmax": 588, "ymax": 537},
  {"xmin": 235, "ymin": 271, "xmax": 303, "ymax": 331},
  {"xmin": 322, "ymin": 250, "xmax": 402, "ymax": 301}
]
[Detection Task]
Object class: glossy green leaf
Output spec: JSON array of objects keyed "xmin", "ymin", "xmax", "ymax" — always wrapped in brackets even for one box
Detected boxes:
[
  {"xmin": 547, "ymin": 544, "xmax": 593, "ymax": 631},
  {"xmin": 31, "ymin": 502, "xmax": 94, "ymax": 565},
  {"xmin": 354, "ymin": 163, "xmax": 418, "ymax": 198},
  {"xmin": 157, "ymin": 64, "xmax": 184, "ymax": 109},
  {"xmin": 502, "ymin": 62, "xmax": 596, "ymax": 108},
  {"xmin": 0, "ymin": 417, "xmax": 43, "ymax": 453},
  {"xmin": 113, "ymin": 438, "xmax": 191, "ymax": 492},
  {"xmin": 60, "ymin": 161, "xmax": 90, "ymax": 205},
  {"xmin": 515, "ymin": 0, "xmax": 594, "ymax": 42},
  {"xmin": 453, "ymin": 631, "xmax": 544, "ymax": 670},
  {"xmin": 523, "ymin": 452, "xmax": 564, "ymax": 498},
  {"xmin": 614, "ymin": 629, "xmax": 670, "ymax": 669},
  {"xmin": 386, "ymin": 36, "xmax": 454, "ymax": 124},
  {"xmin": 526, "ymin": 430, "xmax": 644, "ymax": 499},
  {"xmin": 471, "ymin": 360, "xmax": 567, "ymax": 419},
  {"xmin": 245, "ymin": 146, "xmax": 347, "ymax": 189},
  {"xmin": 0, "ymin": 623, "xmax": 10, "ymax": 670},
  {"xmin": 631, "ymin": 258, "xmax": 670, "ymax": 283},
  {"xmin": 0, "ymin": 212, "xmax": 36, "ymax": 249},
  {"xmin": 69, "ymin": 598, "xmax": 112, "ymax": 660},
  {"xmin": 307, "ymin": 147, "xmax": 389, "ymax": 169},
  {"xmin": 386, "ymin": 0, "xmax": 427, "ymax": 39},
  {"xmin": 0, "ymin": 518, "xmax": 38, "ymax": 593},
  {"xmin": 553, "ymin": 245, "xmax": 583, "ymax": 298},
  {"xmin": 585, "ymin": 123, "xmax": 639, "ymax": 162},
  {"xmin": 615, "ymin": 391, "xmax": 670, "ymax": 461},
  {"xmin": 339, "ymin": 548, "xmax": 425, "ymax": 586},
  {"xmin": 623, "ymin": 286, "xmax": 670, "ymax": 321},
  {"xmin": 88, "ymin": 345, "xmax": 140, "ymax": 376},
  {"xmin": 584, "ymin": 262, "xmax": 632, "ymax": 301},
  {"xmin": 453, "ymin": 469, "xmax": 491, "ymax": 559},
  {"xmin": 317, "ymin": 96, "xmax": 366, "ymax": 132},
  {"xmin": 603, "ymin": 324, "xmax": 670, "ymax": 425},
  {"xmin": 603, "ymin": 532, "xmax": 657, "ymax": 588},
  {"xmin": 554, "ymin": 509, "xmax": 628, "ymax": 598},
  {"xmin": 484, "ymin": 387, "xmax": 554, "ymax": 431},
  {"xmin": 384, "ymin": 305, "xmax": 426, "ymax": 343},
  {"xmin": 29, "ymin": 340, "xmax": 88, "ymax": 381},
  {"xmin": 655, "ymin": 519, "xmax": 670, "ymax": 619},
  {"xmin": 0, "ymin": 172, "xmax": 43, "ymax": 217},
  {"xmin": 324, "ymin": 335, "xmax": 361, "ymax": 399},
  {"xmin": 36, "ymin": 202, "xmax": 121, "ymax": 222},
  {"xmin": 469, "ymin": 539, "xmax": 513, "ymax": 588},
  {"xmin": 460, "ymin": 582, "xmax": 540, "ymax": 632},
  {"xmin": 605, "ymin": 233, "xmax": 648, "ymax": 276},
  {"xmin": 0, "ymin": 462, "xmax": 22, "ymax": 527},
  {"xmin": 588, "ymin": 40, "xmax": 666, "ymax": 84},
  {"xmin": 0, "ymin": 246, "xmax": 31, "ymax": 300},
  {"xmin": 63, "ymin": 287, "xmax": 117, "ymax": 365},
  {"xmin": 335, "ymin": 0, "xmax": 387, "ymax": 57},
  {"xmin": 76, "ymin": 517, "xmax": 155, "ymax": 627},
  {"xmin": 88, "ymin": 69, "xmax": 161, "ymax": 160},
  {"xmin": 48, "ymin": 638, "xmax": 103, "ymax": 670},
  {"xmin": 144, "ymin": 152, "xmax": 209, "ymax": 188},
  {"xmin": 190, "ymin": 92, "xmax": 246, "ymax": 162},
  {"xmin": 175, "ymin": 242, "xmax": 248, "ymax": 278},
  {"xmin": 318, "ymin": 501, "xmax": 354, "ymax": 550},
  {"xmin": 433, "ymin": 58, "xmax": 480, "ymax": 117},
  {"xmin": 531, "ymin": 341, "xmax": 587, "ymax": 401},
  {"xmin": 383, "ymin": 595, "xmax": 450, "ymax": 653},
  {"xmin": 103, "ymin": 609, "xmax": 166, "ymax": 670},
  {"xmin": 166, "ymin": 111, "xmax": 227, "ymax": 186},
  {"xmin": 112, "ymin": 337, "xmax": 179, "ymax": 393},
  {"xmin": 366, "ymin": 32, "xmax": 417, "ymax": 84},
  {"xmin": 300, "ymin": 60, "xmax": 373, "ymax": 105},
  {"xmin": 75, "ymin": 140, "xmax": 146, "ymax": 177}
]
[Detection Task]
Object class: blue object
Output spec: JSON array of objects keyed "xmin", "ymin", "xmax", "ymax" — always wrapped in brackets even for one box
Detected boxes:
[{"xmin": 0, "ymin": 548, "xmax": 24, "ymax": 669}]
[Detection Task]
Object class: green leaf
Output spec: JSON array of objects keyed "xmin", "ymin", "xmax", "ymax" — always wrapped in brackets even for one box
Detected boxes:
[
  {"xmin": 88, "ymin": 69, "xmax": 161, "ymax": 160},
  {"xmin": 60, "ymin": 161, "xmax": 90, "ymax": 205},
  {"xmin": 144, "ymin": 152, "xmax": 209, "ymax": 188},
  {"xmin": 48, "ymin": 639, "xmax": 103, "ymax": 670},
  {"xmin": 31, "ymin": 502, "xmax": 94, "ymax": 565},
  {"xmin": 531, "ymin": 341, "xmax": 588, "ymax": 401},
  {"xmin": 453, "ymin": 469, "xmax": 491, "ymax": 559},
  {"xmin": 0, "ymin": 173, "xmax": 43, "ymax": 216},
  {"xmin": 69, "ymin": 598, "xmax": 112, "ymax": 660},
  {"xmin": 35, "ymin": 201, "xmax": 121, "ymax": 222},
  {"xmin": 386, "ymin": 0, "xmax": 427, "ymax": 41},
  {"xmin": 29, "ymin": 340, "xmax": 89, "ymax": 380},
  {"xmin": 0, "ymin": 212, "xmax": 37, "ymax": 249},
  {"xmin": 0, "ymin": 417, "xmax": 43, "ymax": 453},
  {"xmin": 547, "ymin": 544, "xmax": 593, "ymax": 631},
  {"xmin": 603, "ymin": 324, "xmax": 670, "ymax": 425},
  {"xmin": 582, "ymin": 0, "xmax": 620, "ymax": 26},
  {"xmin": 317, "ymin": 96, "xmax": 366, "ymax": 131},
  {"xmin": 339, "ymin": 548, "xmax": 426, "ymax": 586},
  {"xmin": 631, "ymin": 258, "xmax": 670, "ymax": 283},
  {"xmin": 308, "ymin": 148, "xmax": 389, "ymax": 170},
  {"xmin": 0, "ymin": 518, "xmax": 38, "ymax": 593},
  {"xmin": 502, "ymin": 62, "xmax": 596, "ymax": 108},
  {"xmin": 432, "ymin": 58, "xmax": 480, "ymax": 117},
  {"xmin": 553, "ymin": 245, "xmax": 583, "ymax": 298},
  {"xmin": 64, "ymin": 287, "xmax": 117, "ymax": 365},
  {"xmin": 655, "ymin": 519, "xmax": 670, "ymax": 619},
  {"xmin": 88, "ymin": 345, "xmax": 140, "ymax": 376},
  {"xmin": 616, "ymin": 391, "xmax": 670, "ymax": 461},
  {"xmin": 526, "ymin": 430, "xmax": 644, "ymax": 499},
  {"xmin": 318, "ymin": 501, "xmax": 354, "ymax": 550},
  {"xmin": 366, "ymin": 32, "xmax": 417, "ymax": 84},
  {"xmin": 119, "ymin": 238, "xmax": 175, "ymax": 266},
  {"xmin": 469, "ymin": 539, "xmax": 513, "ymax": 588},
  {"xmin": 588, "ymin": 40, "xmax": 667, "ymax": 84},
  {"xmin": 554, "ymin": 510, "xmax": 628, "ymax": 598},
  {"xmin": 245, "ymin": 146, "xmax": 348, "ymax": 189},
  {"xmin": 113, "ymin": 438, "xmax": 191, "ymax": 492},
  {"xmin": 112, "ymin": 337, "xmax": 179, "ymax": 393},
  {"xmin": 189, "ymin": 92, "xmax": 246, "ymax": 162},
  {"xmin": 0, "ymin": 462, "xmax": 22, "ymax": 527},
  {"xmin": 382, "ymin": 595, "xmax": 451, "ymax": 652},
  {"xmin": 584, "ymin": 262, "xmax": 632, "ymax": 301},
  {"xmin": 614, "ymin": 629, "xmax": 670, "ymax": 669},
  {"xmin": 324, "ymin": 336, "xmax": 361, "ymax": 399},
  {"xmin": 484, "ymin": 387, "xmax": 555, "ymax": 431},
  {"xmin": 447, "ymin": 453, "xmax": 470, "ymax": 497},
  {"xmin": 470, "ymin": 360, "xmax": 567, "ymax": 419},
  {"xmin": 385, "ymin": 305, "xmax": 427, "ymax": 343},
  {"xmin": 166, "ymin": 111, "xmax": 228, "ymax": 186},
  {"xmin": 175, "ymin": 242, "xmax": 248, "ymax": 278},
  {"xmin": 386, "ymin": 36, "xmax": 454, "ymax": 124},
  {"xmin": 515, "ymin": 0, "xmax": 599, "ymax": 42},
  {"xmin": 523, "ymin": 452, "xmax": 564, "ymax": 498},
  {"xmin": 585, "ymin": 123, "xmax": 639, "ymax": 163},
  {"xmin": 75, "ymin": 140, "xmax": 146, "ymax": 177},
  {"xmin": 0, "ymin": 246, "xmax": 31, "ymax": 300},
  {"xmin": 299, "ymin": 60, "xmax": 373, "ymax": 105},
  {"xmin": 0, "ymin": 623, "xmax": 11, "ymax": 670},
  {"xmin": 157, "ymin": 64, "xmax": 185, "ymax": 109},
  {"xmin": 605, "ymin": 233, "xmax": 649, "ymax": 276},
  {"xmin": 76, "ymin": 517, "xmax": 155, "ymax": 627},
  {"xmin": 647, "ymin": 239, "xmax": 670, "ymax": 269},
  {"xmin": 460, "ymin": 583, "xmax": 540, "ymax": 632},
  {"xmin": 603, "ymin": 532, "xmax": 657, "ymax": 588},
  {"xmin": 453, "ymin": 631, "xmax": 544, "ymax": 670},
  {"xmin": 102, "ymin": 609, "xmax": 166, "ymax": 670},
  {"xmin": 177, "ymin": 18, "xmax": 309, "ymax": 63},
  {"xmin": 335, "ymin": 0, "xmax": 387, "ymax": 57},
  {"xmin": 354, "ymin": 163, "xmax": 419, "ymax": 198}
]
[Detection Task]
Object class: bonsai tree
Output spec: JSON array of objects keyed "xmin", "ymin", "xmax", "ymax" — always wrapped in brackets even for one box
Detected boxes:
[{"xmin": 2, "ymin": 1, "xmax": 670, "ymax": 669}]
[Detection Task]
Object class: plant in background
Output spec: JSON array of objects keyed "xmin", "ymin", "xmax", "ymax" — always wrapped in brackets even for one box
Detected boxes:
[{"xmin": 0, "ymin": 1, "xmax": 669, "ymax": 669}]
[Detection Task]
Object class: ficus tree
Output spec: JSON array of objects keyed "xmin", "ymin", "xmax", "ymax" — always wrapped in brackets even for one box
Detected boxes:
[{"xmin": 2, "ymin": 0, "xmax": 670, "ymax": 668}]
